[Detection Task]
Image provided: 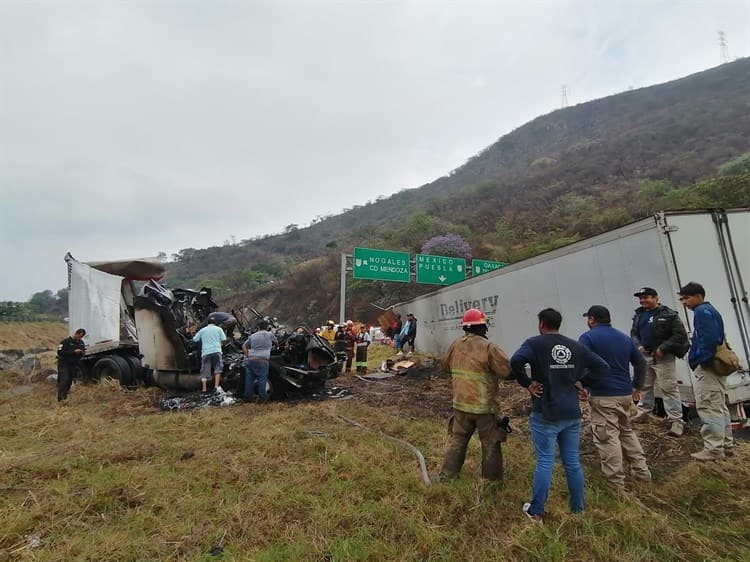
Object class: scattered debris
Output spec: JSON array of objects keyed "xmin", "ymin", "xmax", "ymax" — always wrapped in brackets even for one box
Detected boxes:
[
  {"xmin": 25, "ymin": 535, "xmax": 42, "ymax": 549},
  {"xmin": 159, "ymin": 391, "xmax": 239, "ymax": 411},
  {"xmin": 46, "ymin": 374, "xmax": 58, "ymax": 382},
  {"xmin": 379, "ymin": 358, "xmax": 416, "ymax": 375},
  {"xmin": 363, "ymin": 372, "xmax": 396, "ymax": 380},
  {"xmin": 208, "ymin": 531, "xmax": 226, "ymax": 556},
  {"xmin": 322, "ymin": 386, "xmax": 352, "ymax": 399}
]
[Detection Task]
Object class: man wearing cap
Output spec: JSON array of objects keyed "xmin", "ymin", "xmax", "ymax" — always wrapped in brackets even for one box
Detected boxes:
[
  {"xmin": 678, "ymin": 282, "xmax": 735, "ymax": 461},
  {"xmin": 630, "ymin": 287, "xmax": 689, "ymax": 437},
  {"xmin": 580, "ymin": 306, "xmax": 651, "ymax": 488},
  {"xmin": 437, "ymin": 308, "xmax": 511, "ymax": 482}
]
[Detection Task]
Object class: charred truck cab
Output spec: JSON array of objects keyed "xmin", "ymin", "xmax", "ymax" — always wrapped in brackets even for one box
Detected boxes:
[{"xmin": 65, "ymin": 254, "xmax": 340, "ymax": 398}]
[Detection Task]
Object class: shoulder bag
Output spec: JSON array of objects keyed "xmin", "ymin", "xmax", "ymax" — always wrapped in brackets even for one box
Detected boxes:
[{"xmin": 711, "ymin": 340, "xmax": 741, "ymax": 376}]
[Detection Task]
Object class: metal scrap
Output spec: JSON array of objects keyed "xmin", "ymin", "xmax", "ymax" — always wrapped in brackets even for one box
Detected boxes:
[{"xmin": 159, "ymin": 391, "xmax": 239, "ymax": 411}]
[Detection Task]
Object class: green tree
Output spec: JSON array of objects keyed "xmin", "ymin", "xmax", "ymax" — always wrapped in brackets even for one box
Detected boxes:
[
  {"xmin": 718, "ymin": 153, "xmax": 750, "ymax": 176},
  {"xmin": 29, "ymin": 290, "xmax": 57, "ymax": 314}
]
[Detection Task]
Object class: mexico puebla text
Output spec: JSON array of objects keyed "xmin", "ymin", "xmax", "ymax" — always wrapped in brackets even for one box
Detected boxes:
[
  {"xmin": 417, "ymin": 255, "xmax": 463, "ymax": 272},
  {"xmin": 439, "ymin": 295, "xmax": 499, "ymax": 320}
]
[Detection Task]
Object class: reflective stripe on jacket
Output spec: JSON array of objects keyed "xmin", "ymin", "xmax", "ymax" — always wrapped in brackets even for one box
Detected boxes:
[{"xmin": 444, "ymin": 333, "xmax": 511, "ymax": 414}]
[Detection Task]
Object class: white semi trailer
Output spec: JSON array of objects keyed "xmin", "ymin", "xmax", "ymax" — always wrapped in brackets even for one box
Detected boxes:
[{"xmin": 395, "ymin": 210, "xmax": 750, "ymax": 425}]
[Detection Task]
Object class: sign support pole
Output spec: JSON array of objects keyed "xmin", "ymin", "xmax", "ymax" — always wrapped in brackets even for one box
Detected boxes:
[{"xmin": 340, "ymin": 253, "xmax": 348, "ymax": 324}]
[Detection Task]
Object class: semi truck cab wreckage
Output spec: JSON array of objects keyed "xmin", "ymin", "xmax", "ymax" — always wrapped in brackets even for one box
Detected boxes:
[{"xmin": 65, "ymin": 253, "xmax": 341, "ymax": 398}]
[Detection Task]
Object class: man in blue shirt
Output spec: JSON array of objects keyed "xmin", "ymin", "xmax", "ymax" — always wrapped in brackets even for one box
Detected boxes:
[
  {"xmin": 511, "ymin": 308, "xmax": 609, "ymax": 522},
  {"xmin": 579, "ymin": 305, "xmax": 651, "ymax": 488},
  {"xmin": 192, "ymin": 317, "xmax": 228, "ymax": 394},
  {"xmin": 678, "ymin": 282, "xmax": 735, "ymax": 461}
]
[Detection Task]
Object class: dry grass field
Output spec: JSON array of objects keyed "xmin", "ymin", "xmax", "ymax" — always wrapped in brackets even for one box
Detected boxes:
[
  {"xmin": 0, "ymin": 322, "xmax": 67, "ymax": 352},
  {"xmin": 1, "ymin": 331, "xmax": 749, "ymax": 561}
]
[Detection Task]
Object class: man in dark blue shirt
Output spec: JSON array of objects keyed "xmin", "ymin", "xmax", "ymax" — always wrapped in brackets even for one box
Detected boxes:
[
  {"xmin": 679, "ymin": 282, "xmax": 735, "ymax": 461},
  {"xmin": 511, "ymin": 308, "xmax": 608, "ymax": 522},
  {"xmin": 579, "ymin": 305, "xmax": 651, "ymax": 488}
]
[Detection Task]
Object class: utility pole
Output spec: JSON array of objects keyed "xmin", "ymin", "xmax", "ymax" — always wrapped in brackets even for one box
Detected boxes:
[
  {"xmin": 718, "ymin": 30, "xmax": 729, "ymax": 64},
  {"xmin": 561, "ymin": 84, "xmax": 569, "ymax": 109}
]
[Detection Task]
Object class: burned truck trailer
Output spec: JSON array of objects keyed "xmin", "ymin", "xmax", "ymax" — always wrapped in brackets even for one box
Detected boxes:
[{"xmin": 65, "ymin": 254, "xmax": 341, "ymax": 396}]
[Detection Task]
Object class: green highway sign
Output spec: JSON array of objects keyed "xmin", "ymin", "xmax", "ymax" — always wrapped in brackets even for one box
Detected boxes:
[
  {"xmin": 472, "ymin": 259, "xmax": 508, "ymax": 276},
  {"xmin": 415, "ymin": 254, "xmax": 466, "ymax": 285},
  {"xmin": 353, "ymin": 247, "xmax": 410, "ymax": 282}
]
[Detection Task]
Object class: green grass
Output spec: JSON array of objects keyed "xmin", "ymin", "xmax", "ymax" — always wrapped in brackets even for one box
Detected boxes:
[{"xmin": 1, "ymin": 379, "xmax": 749, "ymax": 561}]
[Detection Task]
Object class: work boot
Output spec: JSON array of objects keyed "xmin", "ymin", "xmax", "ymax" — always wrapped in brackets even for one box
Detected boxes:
[
  {"xmin": 690, "ymin": 449, "xmax": 725, "ymax": 462},
  {"xmin": 667, "ymin": 422, "xmax": 684, "ymax": 437},
  {"xmin": 724, "ymin": 444, "xmax": 736, "ymax": 457},
  {"xmin": 631, "ymin": 469, "xmax": 652, "ymax": 483}
]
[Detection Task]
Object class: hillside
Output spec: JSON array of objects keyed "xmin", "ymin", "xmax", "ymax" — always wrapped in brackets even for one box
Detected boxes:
[{"xmin": 165, "ymin": 58, "xmax": 750, "ymax": 325}]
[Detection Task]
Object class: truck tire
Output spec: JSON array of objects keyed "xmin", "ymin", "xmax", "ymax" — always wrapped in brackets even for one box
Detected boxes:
[
  {"xmin": 92, "ymin": 355, "xmax": 133, "ymax": 387},
  {"xmin": 123, "ymin": 355, "xmax": 144, "ymax": 383}
]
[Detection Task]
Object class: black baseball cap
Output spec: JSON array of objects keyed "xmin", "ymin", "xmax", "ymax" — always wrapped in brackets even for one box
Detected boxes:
[
  {"xmin": 678, "ymin": 282, "xmax": 705, "ymax": 297},
  {"xmin": 583, "ymin": 305, "xmax": 611, "ymax": 323},
  {"xmin": 633, "ymin": 287, "xmax": 658, "ymax": 297}
]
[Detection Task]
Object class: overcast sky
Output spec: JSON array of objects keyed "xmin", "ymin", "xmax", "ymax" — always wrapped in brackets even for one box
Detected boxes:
[{"xmin": 1, "ymin": 0, "xmax": 748, "ymax": 301}]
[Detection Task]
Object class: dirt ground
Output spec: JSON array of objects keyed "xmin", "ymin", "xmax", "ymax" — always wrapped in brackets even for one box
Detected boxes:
[{"xmin": 333, "ymin": 357, "xmax": 722, "ymax": 481}]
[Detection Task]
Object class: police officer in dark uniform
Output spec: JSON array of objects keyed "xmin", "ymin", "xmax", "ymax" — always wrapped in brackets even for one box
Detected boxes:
[{"xmin": 57, "ymin": 328, "xmax": 86, "ymax": 401}]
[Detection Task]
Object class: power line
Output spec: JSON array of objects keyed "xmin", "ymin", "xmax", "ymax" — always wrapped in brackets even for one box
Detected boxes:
[{"xmin": 561, "ymin": 84, "xmax": 569, "ymax": 109}]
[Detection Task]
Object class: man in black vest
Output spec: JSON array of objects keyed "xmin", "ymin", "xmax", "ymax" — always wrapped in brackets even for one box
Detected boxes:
[
  {"xmin": 630, "ymin": 287, "xmax": 689, "ymax": 437},
  {"xmin": 57, "ymin": 328, "xmax": 86, "ymax": 401}
]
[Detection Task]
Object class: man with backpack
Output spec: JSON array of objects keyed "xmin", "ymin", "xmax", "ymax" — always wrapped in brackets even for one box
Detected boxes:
[{"xmin": 630, "ymin": 287, "xmax": 689, "ymax": 437}]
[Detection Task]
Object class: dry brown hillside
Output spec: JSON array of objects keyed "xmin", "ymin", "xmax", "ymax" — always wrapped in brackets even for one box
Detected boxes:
[{"xmin": 0, "ymin": 322, "xmax": 67, "ymax": 351}]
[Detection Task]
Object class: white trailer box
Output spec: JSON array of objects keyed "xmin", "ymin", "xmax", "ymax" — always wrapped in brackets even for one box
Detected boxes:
[{"xmin": 396, "ymin": 210, "xmax": 750, "ymax": 417}]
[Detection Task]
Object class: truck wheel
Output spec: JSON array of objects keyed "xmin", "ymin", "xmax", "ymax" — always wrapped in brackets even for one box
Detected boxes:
[
  {"xmin": 123, "ymin": 355, "xmax": 144, "ymax": 383},
  {"xmin": 92, "ymin": 356, "xmax": 133, "ymax": 386}
]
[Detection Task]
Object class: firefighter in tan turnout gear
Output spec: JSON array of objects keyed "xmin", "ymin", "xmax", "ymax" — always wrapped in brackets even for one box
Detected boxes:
[{"xmin": 438, "ymin": 308, "xmax": 512, "ymax": 482}]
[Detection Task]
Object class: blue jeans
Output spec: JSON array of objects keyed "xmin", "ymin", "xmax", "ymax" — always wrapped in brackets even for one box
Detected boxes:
[
  {"xmin": 528, "ymin": 412, "xmax": 584, "ymax": 516},
  {"xmin": 244, "ymin": 358, "xmax": 269, "ymax": 401}
]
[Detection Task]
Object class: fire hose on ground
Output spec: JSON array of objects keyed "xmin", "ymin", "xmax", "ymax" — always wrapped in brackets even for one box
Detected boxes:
[{"xmin": 338, "ymin": 415, "xmax": 431, "ymax": 487}]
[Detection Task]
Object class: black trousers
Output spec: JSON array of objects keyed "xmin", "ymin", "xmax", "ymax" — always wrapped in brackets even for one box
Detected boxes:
[{"xmin": 57, "ymin": 362, "xmax": 75, "ymax": 401}]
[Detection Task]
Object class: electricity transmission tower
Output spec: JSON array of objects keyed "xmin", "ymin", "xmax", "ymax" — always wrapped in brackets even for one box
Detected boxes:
[
  {"xmin": 561, "ymin": 84, "xmax": 569, "ymax": 108},
  {"xmin": 718, "ymin": 30, "xmax": 729, "ymax": 64}
]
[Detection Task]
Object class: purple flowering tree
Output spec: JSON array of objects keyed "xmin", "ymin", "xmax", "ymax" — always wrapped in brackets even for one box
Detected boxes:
[{"xmin": 421, "ymin": 233, "xmax": 472, "ymax": 260}]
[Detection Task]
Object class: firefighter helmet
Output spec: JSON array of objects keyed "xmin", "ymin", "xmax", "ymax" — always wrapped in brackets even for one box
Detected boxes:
[
  {"xmin": 461, "ymin": 308, "xmax": 487, "ymax": 327},
  {"xmin": 327, "ymin": 320, "xmax": 335, "ymax": 326}
]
